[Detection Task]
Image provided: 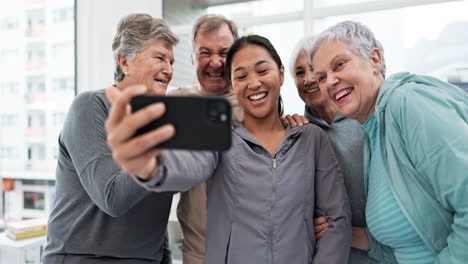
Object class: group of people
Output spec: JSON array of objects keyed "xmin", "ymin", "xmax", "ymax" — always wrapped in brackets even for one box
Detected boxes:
[{"xmin": 42, "ymin": 12, "xmax": 467, "ymax": 264}]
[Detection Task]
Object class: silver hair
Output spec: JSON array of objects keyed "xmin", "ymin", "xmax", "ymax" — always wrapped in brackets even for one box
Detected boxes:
[
  {"xmin": 191, "ymin": 14, "xmax": 238, "ymax": 49},
  {"xmin": 112, "ymin": 13, "xmax": 179, "ymax": 82},
  {"xmin": 289, "ymin": 35, "xmax": 317, "ymax": 78},
  {"xmin": 310, "ymin": 20, "xmax": 386, "ymax": 78}
]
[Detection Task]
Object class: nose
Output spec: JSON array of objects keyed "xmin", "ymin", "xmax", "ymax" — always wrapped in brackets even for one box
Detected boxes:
[
  {"xmin": 247, "ymin": 75, "xmax": 261, "ymax": 90},
  {"xmin": 304, "ymin": 70, "xmax": 315, "ymax": 86},
  {"xmin": 325, "ymin": 72, "xmax": 339, "ymax": 90},
  {"xmin": 161, "ymin": 61, "xmax": 173, "ymax": 80},
  {"xmin": 209, "ymin": 54, "xmax": 223, "ymax": 68}
]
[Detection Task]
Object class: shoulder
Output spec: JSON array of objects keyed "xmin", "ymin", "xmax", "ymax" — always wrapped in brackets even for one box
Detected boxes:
[
  {"xmin": 68, "ymin": 89, "xmax": 109, "ymax": 121},
  {"xmin": 298, "ymin": 123, "xmax": 329, "ymax": 146},
  {"xmin": 300, "ymin": 123, "xmax": 326, "ymax": 136}
]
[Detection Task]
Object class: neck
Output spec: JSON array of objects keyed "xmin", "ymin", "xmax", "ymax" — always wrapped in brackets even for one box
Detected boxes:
[
  {"xmin": 115, "ymin": 78, "xmax": 137, "ymax": 91},
  {"xmin": 313, "ymin": 103, "xmax": 337, "ymax": 125},
  {"xmin": 357, "ymin": 75, "xmax": 384, "ymax": 124},
  {"xmin": 242, "ymin": 111, "xmax": 285, "ymax": 136}
]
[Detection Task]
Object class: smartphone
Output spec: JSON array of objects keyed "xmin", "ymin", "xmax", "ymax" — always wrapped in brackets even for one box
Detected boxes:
[{"xmin": 130, "ymin": 95, "xmax": 231, "ymax": 151}]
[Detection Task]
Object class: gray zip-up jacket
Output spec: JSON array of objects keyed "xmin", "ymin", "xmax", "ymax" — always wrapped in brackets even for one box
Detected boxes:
[
  {"xmin": 305, "ymin": 106, "xmax": 380, "ymax": 264},
  {"xmin": 139, "ymin": 121, "xmax": 351, "ymax": 264}
]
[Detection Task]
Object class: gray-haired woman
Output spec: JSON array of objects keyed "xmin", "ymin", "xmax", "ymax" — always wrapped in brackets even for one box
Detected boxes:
[
  {"xmin": 43, "ymin": 13, "xmax": 178, "ymax": 264},
  {"xmin": 290, "ymin": 36, "xmax": 379, "ymax": 264},
  {"xmin": 311, "ymin": 20, "xmax": 468, "ymax": 264}
]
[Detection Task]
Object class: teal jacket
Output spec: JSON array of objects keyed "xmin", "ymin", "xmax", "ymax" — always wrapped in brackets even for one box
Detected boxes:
[{"xmin": 362, "ymin": 73, "xmax": 468, "ymax": 264}]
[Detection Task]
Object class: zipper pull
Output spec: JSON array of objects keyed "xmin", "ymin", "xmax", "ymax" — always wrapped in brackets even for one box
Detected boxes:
[{"xmin": 273, "ymin": 158, "xmax": 276, "ymax": 168}]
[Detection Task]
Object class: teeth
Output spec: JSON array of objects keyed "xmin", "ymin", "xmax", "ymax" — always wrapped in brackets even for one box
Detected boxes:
[
  {"xmin": 249, "ymin": 92, "xmax": 266, "ymax": 101},
  {"xmin": 335, "ymin": 89, "xmax": 352, "ymax": 100},
  {"xmin": 155, "ymin": 79, "xmax": 167, "ymax": 83},
  {"xmin": 208, "ymin": 72, "xmax": 222, "ymax": 77},
  {"xmin": 305, "ymin": 88, "xmax": 320, "ymax": 94}
]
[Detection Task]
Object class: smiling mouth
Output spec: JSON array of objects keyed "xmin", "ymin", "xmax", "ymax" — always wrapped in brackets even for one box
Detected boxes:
[
  {"xmin": 248, "ymin": 92, "xmax": 267, "ymax": 101},
  {"xmin": 206, "ymin": 72, "xmax": 224, "ymax": 78},
  {"xmin": 305, "ymin": 88, "xmax": 320, "ymax": 94},
  {"xmin": 334, "ymin": 88, "xmax": 352, "ymax": 101},
  {"xmin": 154, "ymin": 78, "xmax": 168, "ymax": 84}
]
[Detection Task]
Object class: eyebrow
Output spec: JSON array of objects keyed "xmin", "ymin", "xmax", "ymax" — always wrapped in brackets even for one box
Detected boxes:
[
  {"xmin": 199, "ymin": 47, "xmax": 230, "ymax": 52},
  {"xmin": 152, "ymin": 51, "xmax": 174, "ymax": 64},
  {"xmin": 295, "ymin": 65, "xmax": 305, "ymax": 71},
  {"xmin": 233, "ymin": 60, "xmax": 269, "ymax": 73},
  {"xmin": 314, "ymin": 54, "xmax": 342, "ymax": 74}
]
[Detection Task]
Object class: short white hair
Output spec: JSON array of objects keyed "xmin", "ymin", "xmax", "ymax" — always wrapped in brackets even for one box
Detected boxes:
[
  {"xmin": 310, "ymin": 20, "xmax": 386, "ymax": 78},
  {"xmin": 289, "ymin": 35, "xmax": 317, "ymax": 78}
]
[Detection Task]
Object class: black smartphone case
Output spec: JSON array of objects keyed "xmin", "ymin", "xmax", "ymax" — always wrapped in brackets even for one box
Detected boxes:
[{"xmin": 130, "ymin": 95, "xmax": 231, "ymax": 151}]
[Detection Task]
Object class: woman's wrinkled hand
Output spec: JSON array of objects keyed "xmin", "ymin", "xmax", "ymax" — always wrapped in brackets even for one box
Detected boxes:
[{"xmin": 104, "ymin": 85, "xmax": 175, "ymax": 180}]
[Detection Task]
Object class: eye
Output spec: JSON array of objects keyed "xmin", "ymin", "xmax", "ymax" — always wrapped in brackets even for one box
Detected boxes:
[
  {"xmin": 295, "ymin": 70, "xmax": 305, "ymax": 77},
  {"xmin": 258, "ymin": 69, "xmax": 269, "ymax": 75},
  {"xmin": 334, "ymin": 61, "xmax": 345, "ymax": 71},
  {"xmin": 234, "ymin": 74, "xmax": 246, "ymax": 80},
  {"xmin": 220, "ymin": 52, "xmax": 228, "ymax": 57},
  {"xmin": 317, "ymin": 74, "xmax": 326, "ymax": 83},
  {"xmin": 154, "ymin": 56, "xmax": 164, "ymax": 61},
  {"xmin": 199, "ymin": 52, "xmax": 210, "ymax": 57}
]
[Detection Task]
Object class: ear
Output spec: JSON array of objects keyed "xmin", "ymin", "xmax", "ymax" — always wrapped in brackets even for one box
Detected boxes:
[
  {"xmin": 369, "ymin": 48, "xmax": 383, "ymax": 75},
  {"xmin": 279, "ymin": 65, "xmax": 285, "ymax": 86},
  {"xmin": 117, "ymin": 55, "xmax": 129, "ymax": 74},
  {"xmin": 191, "ymin": 52, "xmax": 195, "ymax": 66}
]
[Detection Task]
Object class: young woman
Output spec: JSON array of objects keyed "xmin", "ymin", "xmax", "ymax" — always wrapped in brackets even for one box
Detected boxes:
[{"xmin": 105, "ymin": 35, "xmax": 351, "ymax": 264}]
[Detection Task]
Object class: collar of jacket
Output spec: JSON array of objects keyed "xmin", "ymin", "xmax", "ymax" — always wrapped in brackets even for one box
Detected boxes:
[
  {"xmin": 304, "ymin": 105, "xmax": 346, "ymax": 128},
  {"xmin": 231, "ymin": 118, "xmax": 302, "ymax": 150}
]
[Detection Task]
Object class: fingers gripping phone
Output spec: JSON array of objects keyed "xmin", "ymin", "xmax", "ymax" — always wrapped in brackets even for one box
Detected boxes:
[{"xmin": 130, "ymin": 95, "xmax": 232, "ymax": 151}]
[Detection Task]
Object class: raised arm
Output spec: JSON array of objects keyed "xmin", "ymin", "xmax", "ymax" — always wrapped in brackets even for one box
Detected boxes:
[
  {"xmin": 312, "ymin": 128, "xmax": 352, "ymax": 264},
  {"xmin": 60, "ymin": 88, "xmax": 171, "ymax": 217},
  {"xmin": 105, "ymin": 85, "xmax": 174, "ymax": 180},
  {"xmin": 105, "ymin": 85, "xmax": 218, "ymax": 192}
]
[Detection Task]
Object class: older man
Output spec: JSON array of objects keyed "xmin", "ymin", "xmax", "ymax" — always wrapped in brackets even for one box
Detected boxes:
[{"xmin": 168, "ymin": 14, "xmax": 241, "ymax": 264}]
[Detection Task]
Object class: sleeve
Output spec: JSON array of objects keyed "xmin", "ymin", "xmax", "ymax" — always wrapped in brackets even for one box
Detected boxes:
[
  {"xmin": 366, "ymin": 227, "xmax": 398, "ymax": 264},
  {"xmin": 391, "ymin": 84, "xmax": 468, "ymax": 263},
  {"xmin": 312, "ymin": 128, "xmax": 352, "ymax": 264},
  {"xmin": 61, "ymin": 92, "xmax": 156, "ymax": 217},
  {"xmin": 135, "ymin": 149, "xmax": 219, "ymax": 192}
]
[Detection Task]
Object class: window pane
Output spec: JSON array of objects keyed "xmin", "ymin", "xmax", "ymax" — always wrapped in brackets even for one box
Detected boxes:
[
  {"xmin": 0, "ymin": 0, "xmax": 75, "ymax": 189},
  {"xmin": 313, "ymin": 0, "xmax": 468, "ymax": 91},
  {"xmin": 164, "ymin": 0, "xmax": 303, "ymax": 26},
  {"xmin": 313, "ymin": 0, "xmax": 387, "ymax": 8}
]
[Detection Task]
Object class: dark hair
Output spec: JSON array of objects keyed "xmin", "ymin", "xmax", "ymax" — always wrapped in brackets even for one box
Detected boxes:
[{"xmin": 225, "ymin": 35, "xmax": 284, "ymax": 116}]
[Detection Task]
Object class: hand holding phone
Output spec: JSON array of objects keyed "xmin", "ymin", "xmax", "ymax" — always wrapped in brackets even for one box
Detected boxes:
[{"xmin": 130, "ymin": 95, "xmax": 232, "ymax": 151}]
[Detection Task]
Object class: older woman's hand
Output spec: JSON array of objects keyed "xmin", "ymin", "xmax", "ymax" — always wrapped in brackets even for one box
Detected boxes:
[
  {"xmin": 281, "ymin": 113, "xmax": 309, "ymax": 126},
  {"xmin": 105, "ymin": 85, "xmax": 175, "ymax": 180},
  {"xmin": 313, "ymin": 216, "xmax": 329, "ymax": 241}
]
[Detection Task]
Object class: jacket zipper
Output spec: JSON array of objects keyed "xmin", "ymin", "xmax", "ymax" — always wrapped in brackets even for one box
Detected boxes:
[{"xmin": 268, "ymin": 157, "xmax": 277, "ymax": 264}]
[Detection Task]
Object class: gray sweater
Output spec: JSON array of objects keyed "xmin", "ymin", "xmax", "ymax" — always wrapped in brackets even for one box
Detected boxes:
[
  {"xmin": 305, "ymin": 106, "xmax": 380, "ymax": 264},
  {"xmin": 138, "ymin": 121, "xmax": 351, "ymax": 264},
  {"xmin": 43, "ymin": 89, "xmax": 173, "ymax": 264}
]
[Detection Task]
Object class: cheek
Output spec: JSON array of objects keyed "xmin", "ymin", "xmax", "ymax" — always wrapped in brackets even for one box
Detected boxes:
[
  {"xmin": 232, "ymin": 82, "xmax": 244, "ymax": 98},
  {"xmin": 295, "ymin": 78, "xmax": 303, "ymax": 91}
]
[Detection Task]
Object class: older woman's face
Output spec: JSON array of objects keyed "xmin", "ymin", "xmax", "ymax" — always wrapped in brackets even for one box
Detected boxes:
[
  {"xmin": 294, "ymin": 51, "xmax": 327, "ymax": 109},
  {"xmin": 312, "ymin": 40, "xmax": 382, "ymax": 123},
  {"xmin": 123, "ymin": 39, "xmax": 174, "ymax": 95}
]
